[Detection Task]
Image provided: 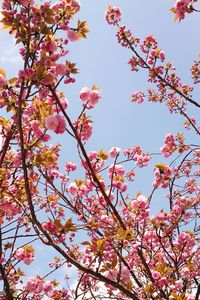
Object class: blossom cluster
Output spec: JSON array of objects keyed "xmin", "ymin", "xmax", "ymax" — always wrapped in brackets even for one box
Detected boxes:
[
  {"xmin": 105, "ymin": 5, "xmax": 121, "ymax": 25},
  {"xmin": 124, "ymin": 145, "xmax": 151, "ymax": 167},
  {"xmin": 45, "ymin": 114, "xmax": 66, "ymax": 134},
  {"xmin": 153, "ymin": 163, "xmax": 171, "ymax": 188},
  {"xmin": 79, "ymin": 86, "xmax": 101, "ymax": 109},
  {"xmin": 14, "ymin": 246, "xmax": 35, "ymax": 265},
  {"xmin": 171, "ymin": 0, "xmax": 198, "ymax": 21},
  {"xmin": 160, "ymin": 133, "xmax": 177, "ymax": 157},
  {"xmin": 25, "ymin": 276, "xmax": 70, "ymax": 299}
]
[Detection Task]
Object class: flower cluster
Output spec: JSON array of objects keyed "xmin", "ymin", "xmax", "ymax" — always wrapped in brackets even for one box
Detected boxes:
[
  {"xmin": 0, "ymin": 70, "xmax": 7, "ymax": 88},
  {"xmin": 109, "ymin": 146, "xmax": 121, "ymax": 158},
  {"xmin": 25, "ymin": 276, "xmax": 70, "ymax": 299},
  {"xmin": 191, "ymin": 58, "xmax": 200, "ymax": 83},
  {"xmin": 131, "ymin": 91, "xmax": 145, "ymax": 104},
  {"xmin": 67, "ymin": 29, "xmax": 79, "ymax": 42},
  {"xmin": 131, "ymin": 195, "xmax": 150, "ymax": 221},
  {"xmin": 68, "ymin": 179, "xmax": 92, "ymax": 197},
  {"xmin": 105, "ymin": 6, "xmax": 122, "ymax": 25},
  {"xmin": 74, "ymin": 114, "xmax": 93, "ymax": 141},
  {"xmin": 79, "ymin": 86, "xmax": 101, "ymax": 109},
  {"xmin": 171, "ymin": 0, "xmax": 197, "ymax": 21},
  {"xmin": 45, "ymin": 114, "xmax": 66, "ymax": 134},
  {"xmin": 124, "ymin": 146, "xmax": 151, "ymax": 167},
  {"xmin": 31, "ymin": 120, "xmax": 50, "ymax": 141},
  {"xmin": 153, "ymin": 163, "xmax": 171, "ymax": 188},
  {"xmin": 116, "ymin": 25, "xmax": 133, "ymax": 47},
  {"xmin": 81, "ymin": 150, "xmax": 108, "ymax": 173},
  {"xmin": 107, "ymin": 164, "xmax": 127, "ymax": 192},
  {"xmin": 160, "ymin": 133, "xmax": 177, "ymax": 157},
  {"xmin": 65, "ymin": 161, "xmax": 77, "ymax": 172},
  {"xmin": 14, "ymin": 245, "xmax": 35, "ymax": 265},
  {"xmin": 108, "ymin": 164, "xmax": 125, "ymax": 178},
  {"xmin": 140, "ymin": 35, "xmax": 158, "ymax": 53}
]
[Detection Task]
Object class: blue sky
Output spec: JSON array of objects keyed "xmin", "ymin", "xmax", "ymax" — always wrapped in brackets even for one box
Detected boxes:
[{"xmin": 0, "ymin": 0, "xmax": 199, "ymax": 291}]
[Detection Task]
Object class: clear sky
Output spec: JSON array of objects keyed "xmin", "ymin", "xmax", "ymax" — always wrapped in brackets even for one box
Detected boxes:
[{"xmin": 0, "ymin": 0, "xmax": 199, "ymax": 292}]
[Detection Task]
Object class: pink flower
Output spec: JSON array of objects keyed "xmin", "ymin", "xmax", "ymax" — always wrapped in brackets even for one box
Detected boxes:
[
  {"xmin": 15, "ymin": 248, "xmax": 24, "ymax": 259},
  {"xmin": 55, "ymin": 64, "xmax": 68, "ymax": 76},
  {"xmin": 134, "ymin": 153, "xmax": 151, "ymax": 167},
  {"xmin": 140, "ymin": 35, "xmax": 158, "ymax": 53},
  {"xmin": 153, "ymin": 164, "xmax": 171, "ymax": 188},
  {"xmin": 59, "ymin": 97, "xmax": 68, "ymax": 110},
  {"xmin": 41, "ymin": 134, "xmax": 51, "ymax": 142},
  {"xmin": 159, "ymin": 50, "xmax": 165, "ymax": 62},
  {"xmin": 2, "ymin": 0, "xmax": 11, "ymax": 9},
  {"xmin": 114, "ymin": 164, "xmax": 125, "ymax": 176},
  {"xmin": 0, "ymin": 74, "xmax": 6, "ymax": 87},
  {"xmin": 26, "ymin": 277, "xmax": 44, "ymax": 294},
  {"xmin": 68, "ymin": 182, "xmax": 78, "ymax": 195},
  {"xmin": 108, "ymin": 164, "xmax": 125, "ymax": 178},
  {"xmin": 45, "ymin": 114, "xmax": 66, "ymax": 134},
  {"xmin": 80, "ymin": 87, "xmax": 91, "ymax": 101},
  {"xmin": 74, "ymin": 114, "xmax": 93, "ymax": 141},
  {"xmin": 88, "ymin": 151, "xmax": 98, "ymax": 160},
  {"xmin": 181, "ymin": 267, "xmax": 190, "ymax": 276},
  {"xmin": 122, "ymin": 182, "xmax": 128, "ymax": 192},
  {"xmin": 45, "ymin": 115, "xmax": 59, "ymax": 131},
  {"xmin": 109, "ymin": 146, "xmax": 121, "ymax": 158},
  {"xmin": 42, "ymin": 221, "xmax": 57, "ymax": 234},
  {"xmin": 178, "ymin": 232, "xmax": 195, "ymax": 247},
  {"xmin": 43, "ymin": 281, "xmax": 53, "ymax": 293},
  {"xmin": 67, "ymin": 29, "xmax": 79, "ymax": 42},
  {"xmin": 105, "ymin": 6, "xmax": 122, "ymax": 25},
  {"xmin": 65, "ymin": 161, "xmax": 77, "ymax": 172},
  {"xmin": 137, "ymin": 195, "xmax": 148, "ymax": 207},
  {"xmin": 0, "ymin": 126, "xmax": 4, "ymax": 150},
  {"xmin": 157, "ymin": 277, "xmax": 168, "ymax": 288},
  {"xmin": 20, "ymin": 0, "xmax": 31, "ymax": 6},
  {"xmin": 31, "ymin": 120, "xmax": 50, "ymax": 140},
  {"xmin": 14, "ymin": 246, "xmax": 35, "ymax": 265},
  {"xmin": 131, "ymin": 91, "xmax": 145, "ymax": 104},
  {"xmin": 47, "ymin": 40, "xmax": 57, "ymax": 52},
  {"xmin": 160, "ymin": 133, "xmax": 177, "ymax": 157},
  {"xmin": 54, "ymin": 114, "xmax": 66, "ymax": 134},
  {"xmin": 106, "ymin": 265, "xmax": 130, "ymax": 283},
  {"xmin": 50, "ymin": 169, "xmax": 60, "ymax": 178},
  {"xmin": 128, "ymin": 57, "xmax": 140, "ymax": 72},
  {"xmin": 89, "ymin": 90, "xmax": 101, "ymax": 105},
  {"xmin": 0, "ymin": 258, "xmax": 5, "ymax": 263},
  {"xmin": 71, "ymin": 0, "xmax": 81, "ymax": 13},
  {"xmin": 31, "ymin": 120, "xmax": 40, "ymax": 131},
  {"xmin": 172, "ymin": 0, "xmax": 195, "ymax": 21},
  {"xmin": 152, "ymin": 271, "xmax": 161, "ymax": 280},
  {"xmin": 116, "ymin": 25, "xmax": 132, "ymax": 47},
  {"xmin": 79, "ymin": 87, "xmax": 101, "ymax": 109}
]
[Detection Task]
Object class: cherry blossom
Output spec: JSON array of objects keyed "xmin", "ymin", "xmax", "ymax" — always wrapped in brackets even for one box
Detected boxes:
[
  {"xmin": 0, "ymin": 1, "xmax": 198, "ymax": 299},
  {"xmin": 45, "ymin": 114, "xmax": 66, "ymax": 134},
  {"xmin": 105, "ymin": 6, "xmax": 122, "ymax": 25}
]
